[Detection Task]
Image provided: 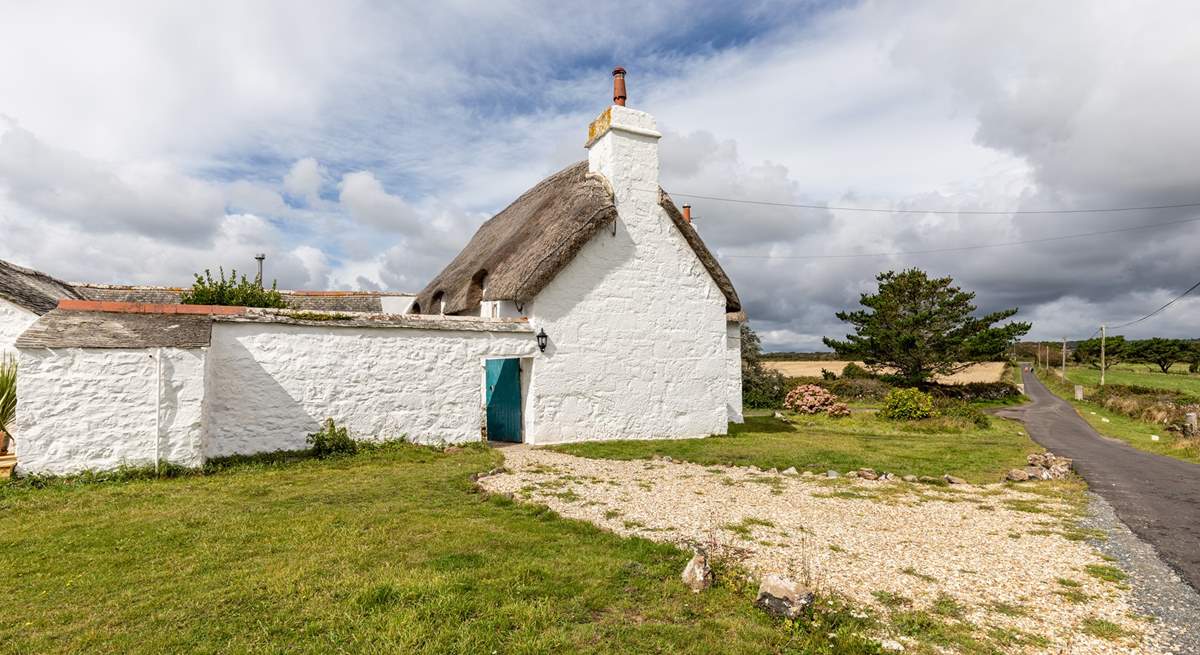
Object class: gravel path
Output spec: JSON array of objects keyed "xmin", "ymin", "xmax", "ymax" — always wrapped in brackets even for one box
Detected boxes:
[{"xmin": 481, "ymin": 448, "xmax": 1170, "ymax": 654}]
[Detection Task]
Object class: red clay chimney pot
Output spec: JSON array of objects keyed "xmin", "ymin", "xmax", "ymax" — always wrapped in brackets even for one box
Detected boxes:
[
  {"xmin": 681, "ymin": 204, "xmax": 692, "ymax": 223},
  {"xmin": 612, "ymin": 67, "xmax": 627, "ymax": 106}
]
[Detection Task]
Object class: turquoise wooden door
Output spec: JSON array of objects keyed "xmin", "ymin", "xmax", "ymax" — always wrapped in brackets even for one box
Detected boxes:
[{"xmin": 485, "ymin": 359, "xmax": 522, "ymax": 442}]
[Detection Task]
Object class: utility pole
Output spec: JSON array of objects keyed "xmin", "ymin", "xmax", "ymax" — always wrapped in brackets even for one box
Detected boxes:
[
  {"xmin": 255, "ymin": 253, "xmax": 266, "ymax": 288},
  {"xmin": 1061, "ymin": 337, "xmax": 1067, "ymax": 379},
  {"xmin": 1100, "ymin": 325, "xmax": 1106, "ymax": 386}
]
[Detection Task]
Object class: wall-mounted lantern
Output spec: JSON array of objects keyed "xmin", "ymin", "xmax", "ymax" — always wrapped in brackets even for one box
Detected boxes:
[{"xmin": 536, "ymin": 328, "xmax": 548, "ymax": 353}]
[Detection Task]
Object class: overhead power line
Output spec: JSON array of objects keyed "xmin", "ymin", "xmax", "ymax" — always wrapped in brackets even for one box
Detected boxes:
[
  {"xmin": 1105, "ymin": 278, "xmax": 1200, "ymax": 330},
  {"xmin": 672, "ymin": 193, "xmax": 1200, "ymax": 216},
  {"xmin": 720, "ymin": 215, "xmax": 1200, "ymax": 260}
]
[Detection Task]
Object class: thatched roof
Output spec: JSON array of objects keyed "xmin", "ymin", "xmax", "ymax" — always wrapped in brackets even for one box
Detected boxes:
[
  {"xmin": 415, "ymin": 161, "xmax": 740, "ymax": 315},
  {"xmin": 0, "ymin": 258, "xmax": 81, "ymax": 315},
  {"xmin": 16, "ymin": 310, "xmax": 213, "ymax": 349}
]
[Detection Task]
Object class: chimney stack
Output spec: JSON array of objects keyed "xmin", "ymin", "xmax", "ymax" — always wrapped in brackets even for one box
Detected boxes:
[
  {"xmin": 681, "ymin": 204, "xmax": 692, "ymax": 223},
  {"xmin": 612, "ymin": 67, "xmax": 627, "ymax": 106}
]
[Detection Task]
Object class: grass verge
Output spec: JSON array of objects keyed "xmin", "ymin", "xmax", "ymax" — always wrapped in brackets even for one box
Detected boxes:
[
  {"xmin": 1036, "ymin": 370, "xmax": 1200, "ymax": 464},
  {"xmin": 0, "ymin": 442, "xmax": 880, "ymax": 654},
  {"xmin": 552, "ymin": 412, "xmax": 1040, "ymax": 484}
]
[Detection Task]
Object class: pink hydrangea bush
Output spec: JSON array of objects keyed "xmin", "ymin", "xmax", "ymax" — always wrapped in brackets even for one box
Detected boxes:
[
  {"xmin": 827, "ymin": 402, "xmax": 851, "ymax": 418},
  {"xmin": 784, "ymin": 384, "xmax": 837, "ymax": 414}
]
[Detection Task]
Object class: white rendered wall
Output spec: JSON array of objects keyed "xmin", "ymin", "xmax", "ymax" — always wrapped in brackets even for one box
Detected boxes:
[
  {"xmin": 14, "ymin": 347, "xmax": 206, "ymax": 475},
  {"xmin": 380, "ymin": 295, "xmax": 416, "ymax": 314},
  {"xmin": 726, "ymin": 322, "xmax": 744, "ymax": 424},
  {"xmin": 0, "ymin": 299, "xmax": 37, "ymax": 355},
  {"xmin": 522, "ymin": 106, "xmax": 729, "ymax": 444},
  {"xmin": 205, "ymin": 322, "xmax": 536, "ymax": 457}
]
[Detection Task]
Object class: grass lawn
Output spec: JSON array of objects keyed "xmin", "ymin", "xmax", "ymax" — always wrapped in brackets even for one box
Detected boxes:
[
  {"xmin": 1063, "ymin": 363, "xmax": 1200, "ymax": 397},
  {"xmin": 1037, "ymin": 370, "xmax": 1200, "ymax": 464},
  {"xmin": 552, "ymin": 411, "xmax": 1039, "ymax": 484},
  {"xmin": 0, "ymin": 443, "xmax": 865, "ymax": 654}
]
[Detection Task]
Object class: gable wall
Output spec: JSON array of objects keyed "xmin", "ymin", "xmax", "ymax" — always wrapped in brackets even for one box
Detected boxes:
[
  {"xmin": 523, "ymin": 120, "xmax": 729, "ymax": 443},
  {"xmin": 0, "ymin": 298, "xmax": 38, "ymax": 355}
]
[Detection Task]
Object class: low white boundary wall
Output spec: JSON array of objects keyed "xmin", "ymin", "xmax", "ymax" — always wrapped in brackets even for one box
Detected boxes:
[
  {"xmin": 204, "ymin": 321, "xmax": 537, "ymax": 457},
  {"xmin": 15, "ymin": 347, "xmax": 206, "ymax": 475}
]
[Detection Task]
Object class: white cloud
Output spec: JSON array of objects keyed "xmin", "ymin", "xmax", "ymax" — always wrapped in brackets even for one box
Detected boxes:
[
  {"xmin": 337, "ymin": 171, "xmax": 420, "ymax": 232},
  {"xmin": 0, "ymin": 1, "xmax": 1198, "ymax": 350},
  {"xmin": 283, "ymin": 158, "xmax": 325, "ymax": 207}
]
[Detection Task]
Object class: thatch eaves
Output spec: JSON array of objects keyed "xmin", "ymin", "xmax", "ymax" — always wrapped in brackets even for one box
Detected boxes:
[
  {"xmin": 416, "ymin": 161, "xmax": 741, "ymax": 315},
  {"xmin": 0, "ymin": 258, "xmax": 82, "ymax": 315}
]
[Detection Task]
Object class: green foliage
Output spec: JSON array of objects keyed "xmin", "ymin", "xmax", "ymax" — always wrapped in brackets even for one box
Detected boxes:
[
  {"xmin": 180, "ymin": 268, "xmax": 288, "ymax": 308},
  {"xmin": 1127, "ymin": 337, "xmax": 1192, "ymax": 373},
  {"xmin": 284, "ymin": 311, "xmax": 352, "ymax": 322},
  {"xmin": 306, "ymin": 418, "xmax": 358, "ymax": 458},
  {"xmin": 879, "ymin": 388, "xmax": 938, "ymax": 421},
  {"xmin": 823, "ymin": 269, "xmax": 1030, "ymax": 385},
  {"xmin": 1072, "ymin": 336, "xmax": 1128, "ymax": 371},
  {"xmin": 926, "ymin": 382, "xmax": 1022, "ymax": 403},
  {"xmin": 822, "ymin": 377, "xmax": 893, "ymax": 402},
  {"xmin": 741, "ymin": 324, "xmax": 788, "ymax": 408},
  {"xmin": 934, "ymin": 399, "xmax": 990, "ymax": 428},
  {"xmin": 840, "ymin": 362, "xmax": 874, "ymax": 379},
  {"xmin": 0, "ymin": 353, "xmax": 15, "ymax": 446}
]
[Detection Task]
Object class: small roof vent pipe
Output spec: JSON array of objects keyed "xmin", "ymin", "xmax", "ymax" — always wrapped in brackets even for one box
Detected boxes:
[
  {"xmin": 612, "ymin": 67, "xmax": 627, "ymax": 106},
  {"xmin": 681, "ymin": 204, "xmax": 692, "ymax": 223}
]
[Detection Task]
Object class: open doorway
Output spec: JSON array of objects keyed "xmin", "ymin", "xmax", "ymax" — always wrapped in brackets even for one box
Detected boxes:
[{"xmin": 484, "ymin": 358, "xmax": 522, "ymax": 443}]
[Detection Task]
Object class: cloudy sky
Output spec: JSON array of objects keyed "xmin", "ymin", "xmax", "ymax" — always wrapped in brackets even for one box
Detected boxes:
[{"xmin": 2, "ymin": 1, "xmax": 1198, "ymax": 350}]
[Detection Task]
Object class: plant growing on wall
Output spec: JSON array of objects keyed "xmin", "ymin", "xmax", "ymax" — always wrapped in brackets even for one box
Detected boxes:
[
  {"xmin": 307, "ymin": 418, "xmax": 357, "ymax": 458},
  {"xmin": 0, "ymin": 354, "xmax": 15, "ymax": 453},
  {"xmin": 180, "ymin": 268, "xmax": 288, "ymax": 308}
]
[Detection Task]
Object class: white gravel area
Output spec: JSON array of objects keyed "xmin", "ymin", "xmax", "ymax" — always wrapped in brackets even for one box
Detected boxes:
[{"xmin": 480, "ymin": 447, "xmax": 1167, "ymax": 655}]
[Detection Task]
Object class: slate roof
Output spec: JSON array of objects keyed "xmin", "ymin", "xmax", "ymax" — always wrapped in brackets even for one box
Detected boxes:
[
  {"xmin": 0, "ymin": 259, "xmax": 82, "ymax": 315},
  {"xmin": 15, "ymin": 311, "xmax": 213, "ymax": 349}
]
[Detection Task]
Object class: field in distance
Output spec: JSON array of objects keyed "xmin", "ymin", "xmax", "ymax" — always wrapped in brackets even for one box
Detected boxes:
[{"xmin": 763, "ymin": 360, "xmax": 1007, "ymax": 384}]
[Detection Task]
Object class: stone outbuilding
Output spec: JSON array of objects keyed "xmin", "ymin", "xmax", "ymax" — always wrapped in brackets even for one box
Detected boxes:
[{"xmin": 9, "ymin": 69, "xmax": 744, "ymax": 475}]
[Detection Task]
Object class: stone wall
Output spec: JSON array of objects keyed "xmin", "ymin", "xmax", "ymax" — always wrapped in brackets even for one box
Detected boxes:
[
  {"xmin": 15, "ymin": 347, "xmax": 206, "ymax": 475},
  {"xmin": 204, "ymin": 321, "xmax": 537, "ymax": 457},
  {"xmin": 0, "ymin": 299, "xmax": 37, "ymax": 355}
]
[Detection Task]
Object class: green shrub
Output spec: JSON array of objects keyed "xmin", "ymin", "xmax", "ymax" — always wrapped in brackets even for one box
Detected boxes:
[
  {"xmin": 840, "ymin": 362, "xmax": 874, "ymax": 379},
  {"xmin": 741, "ymin": 324, "xmax": 788, "ymax": 409},
  {"xmin": 926, "ymin": 382, "xmax": 1021, "ymax": 403},
  {"xmin": 820, "ymin": 368, "xmax": 837, "ymax": 381},
  {"xmin": 934, "ymin": 398, "xmax": 990, "ymax": 428},
  {"xmin": 307, "ymin": 418, "xmax": 357, "ymax": 458},
  {"xmin": 181, "ymin": 268, "xmax": 288, "ymax": 308},
  {"xmin": 879, "ymin": 388, "xmax": 938, "ymax": 421},
  {"xmin": 824, "ymin": 377, "xmax": 893, "ymax": 402}
]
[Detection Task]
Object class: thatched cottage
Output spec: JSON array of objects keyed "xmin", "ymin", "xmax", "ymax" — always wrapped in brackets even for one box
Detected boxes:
[{"xmin": 8, "ymin": 69, "xmax": 744, "ymax": 475}]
